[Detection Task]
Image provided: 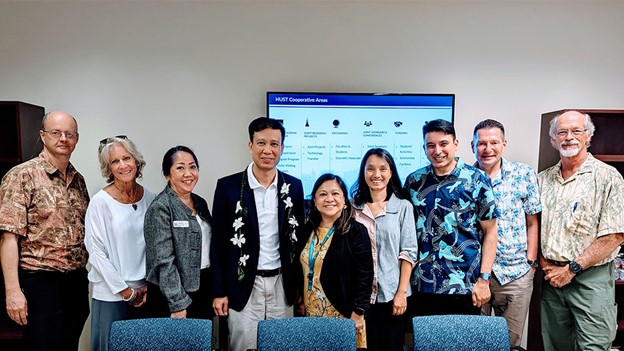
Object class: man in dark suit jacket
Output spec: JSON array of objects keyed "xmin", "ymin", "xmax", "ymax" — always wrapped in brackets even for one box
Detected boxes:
[{"xmin": 211, "ymin": 117, "xmax": 305, "ymax": 351}]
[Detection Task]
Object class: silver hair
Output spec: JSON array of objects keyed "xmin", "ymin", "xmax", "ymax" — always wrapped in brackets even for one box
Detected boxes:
[
  {"xmin": 98, "ymin": 137, "xmax": 146, "ymax": 183},
  {"xmin": 548, "ymin": 110, "xmax": 595, "ymax": 149}
]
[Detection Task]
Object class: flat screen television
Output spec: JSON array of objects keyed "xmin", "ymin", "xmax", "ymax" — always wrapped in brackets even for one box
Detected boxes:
[{"xmin": 267, "ymin": 92, "xmax": 455, "ymax": 198}]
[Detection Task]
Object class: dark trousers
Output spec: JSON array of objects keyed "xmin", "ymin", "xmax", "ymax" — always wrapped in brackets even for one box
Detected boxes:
[
  {"xmin": 144, "ymin": 267, "xmax": 214, "ymax": 319},
  {"xmin": 366, "ymin": 300, "xmax": 409, "ymax": 351},
  {"xmin": 409, "ymin": 291, "xmax": 480, "ymax": 316},
  {"xmin": 20, "ymin": 267, "xmax": 89, "ymax": 351}
]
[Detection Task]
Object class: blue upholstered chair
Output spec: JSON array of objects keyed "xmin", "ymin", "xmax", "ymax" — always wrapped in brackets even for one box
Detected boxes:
[
  {"xmin": 108, "ymin": 318, "xmax": 212, "ymax": 351},
  {"xmin": 412, "ymin": 315, "xmax": 509, "ymax": 351},
  {"xmin": 256, "ymin": 317, "xmax": 356, "ymax": 351}
]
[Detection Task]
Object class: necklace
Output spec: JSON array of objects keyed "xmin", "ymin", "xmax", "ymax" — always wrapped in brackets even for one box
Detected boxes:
[{"xmin": 114, "ymin": 182, "xmax": 138, "ymax": 210}]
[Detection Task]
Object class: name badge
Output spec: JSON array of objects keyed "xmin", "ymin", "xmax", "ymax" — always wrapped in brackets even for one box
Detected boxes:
[{"xmin": 173, "ymin": 221, "xmax": 189, "ymax": 228}]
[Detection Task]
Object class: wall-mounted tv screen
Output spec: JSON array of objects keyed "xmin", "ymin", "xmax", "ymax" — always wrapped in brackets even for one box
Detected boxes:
[{"xmin": 267, "ymin": 92, "xmax": 455, "ymax": 198}]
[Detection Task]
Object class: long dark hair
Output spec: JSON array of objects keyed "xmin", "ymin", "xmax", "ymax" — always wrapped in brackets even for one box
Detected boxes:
[
  {"xmin": 351, "ymin": 148, "xmax": 405, "ymax": 206},
  {"xmin": 308, "ymin": 173, "xmax": 354, "ymax": 235}
]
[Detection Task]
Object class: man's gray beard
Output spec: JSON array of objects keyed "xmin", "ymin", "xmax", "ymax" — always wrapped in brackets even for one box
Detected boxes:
[{"xmin": 559, "ymin": 145, "xmax": 580, "ymax": 158}]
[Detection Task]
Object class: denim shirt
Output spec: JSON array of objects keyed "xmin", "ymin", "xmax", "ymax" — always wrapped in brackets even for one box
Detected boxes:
[{"xmin": 353, "ymin": 194, "xmax": 418, "ymax": 303}]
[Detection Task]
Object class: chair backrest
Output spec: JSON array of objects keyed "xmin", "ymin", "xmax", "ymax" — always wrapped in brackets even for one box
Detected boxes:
[
  {"xmin": 109, "ymin": 318, "xmax": 212, "ymax": 351},
  {"xmin": 412, "ymin": 315, "xmax": 509, "ymax": 351},
  {"xmin": 257, "ymin": 317, "xmax": 356, "ymax": 351}
]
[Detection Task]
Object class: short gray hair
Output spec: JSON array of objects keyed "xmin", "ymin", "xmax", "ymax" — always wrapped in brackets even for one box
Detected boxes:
[
  {"xmin": 98, "ymin": 137, "xmax": 146, "ymax": 183},
  {"xmin": 548, "ymin": 110, "xmax": 595, "ymax": 148}
]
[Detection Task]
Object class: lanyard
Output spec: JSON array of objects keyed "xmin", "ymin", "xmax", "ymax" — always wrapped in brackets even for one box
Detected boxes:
[{"xmin": 307, "ymin": 226, "xmax": 335, "ymax": 291}]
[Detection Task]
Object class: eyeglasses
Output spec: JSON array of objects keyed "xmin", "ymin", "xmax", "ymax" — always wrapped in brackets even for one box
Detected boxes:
[
  {"xmin": 556, "ymin": 129, "xmax": 587, "ymax": 137},
  {"xmin": 98, "ymin": 135, "xmax": 128, "ymax": 152},
  {"xmin": 42, "ymin": 129, "xmax": 79, "ymax": 139}
]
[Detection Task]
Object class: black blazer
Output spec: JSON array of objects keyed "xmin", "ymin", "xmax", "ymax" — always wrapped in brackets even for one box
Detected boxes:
[
  {"xmin": 295, "ymin": 220, "xmax": 373, "ymax": 318},
  {"xmin": 210, "ymin": 170, "xmax": 305, "ymax": 311}
]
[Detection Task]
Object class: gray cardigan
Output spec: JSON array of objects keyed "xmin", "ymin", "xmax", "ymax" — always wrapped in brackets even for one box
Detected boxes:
[{"xmin": 144, "ymin": 185, "xmax": 212, "ymax": 313}]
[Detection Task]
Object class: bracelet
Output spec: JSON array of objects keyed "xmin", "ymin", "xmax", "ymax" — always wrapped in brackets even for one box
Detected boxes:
[{"xmin": 122, "ymin": 288, "xmax": 137, "ymax": 302}]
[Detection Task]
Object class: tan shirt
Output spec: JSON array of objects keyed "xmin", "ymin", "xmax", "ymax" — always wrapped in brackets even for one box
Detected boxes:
[
  {"xmin": 538, "ymin": 154, "xmax": 624, "ymax": 265},
  {"xmin": 0, "ymin": 152, "xmax": 89, "ymax": 271}
]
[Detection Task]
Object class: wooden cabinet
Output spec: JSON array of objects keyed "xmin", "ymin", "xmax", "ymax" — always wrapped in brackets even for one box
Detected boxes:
[
  {"xmin": 0, "ymin": 102, "xmax": 45, "ymax": 179},
  {"xmin": 530, "ymin": 109, "xmax": 624, "ymax": 351},
  {"xmin": 0, "ymin": 101, "xmax": 44, "ymax": 350}
]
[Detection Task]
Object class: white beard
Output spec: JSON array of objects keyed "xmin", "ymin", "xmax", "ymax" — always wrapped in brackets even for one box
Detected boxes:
[{"xmin": 558, "ymin": 142, "xmax": 580, "ymax": 157}]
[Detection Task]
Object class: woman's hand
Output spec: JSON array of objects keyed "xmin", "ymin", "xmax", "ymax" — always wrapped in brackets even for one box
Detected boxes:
[
  {"xmin": 392, "ymin": 290, "xmax": 407, "ymax": 316},
  {"xmin": 131, "ymin": 287, "xmax": 147, "ymax": 307},
  {"xmin": 170, "ymin": 309, "xmax": 187, "ymax": 318},
  {"xmin": 350, "ymin": 312, "xmax": 365, "ymax": 334},
  {"xmin": 295, "ymin": 295, "xmax": 306, "ymax": 316}
]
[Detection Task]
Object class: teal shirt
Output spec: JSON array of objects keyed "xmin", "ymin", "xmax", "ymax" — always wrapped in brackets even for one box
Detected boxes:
[{"xmin": 404, "ymin": 158, "xmax": 498, "ymax": 294}]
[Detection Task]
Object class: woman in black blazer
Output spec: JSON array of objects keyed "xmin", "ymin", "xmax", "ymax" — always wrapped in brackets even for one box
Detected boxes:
[{"xmin": 294, "ymin": 173, "xmax": 373, "ymax": 349}]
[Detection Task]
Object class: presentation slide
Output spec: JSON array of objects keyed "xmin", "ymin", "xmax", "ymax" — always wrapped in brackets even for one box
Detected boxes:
[{"xmin": 267, "ymin": 93, "xmax": 454, "ymax": 198}]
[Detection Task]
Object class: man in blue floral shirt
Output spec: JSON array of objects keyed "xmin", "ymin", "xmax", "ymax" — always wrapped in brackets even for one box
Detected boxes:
[
  {"xmin": 404, "ymin": 119, "xmax": 498, "ymax": 316},
  {"xmin": 472, "ymin": 119, "xmax": 541, "ymax": 347}
]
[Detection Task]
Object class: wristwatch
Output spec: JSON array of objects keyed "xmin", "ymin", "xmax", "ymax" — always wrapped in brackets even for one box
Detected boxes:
[
  {"xmin": 569, "ymin": 260, "xmax": 584, "ymax": 275},
  {"xmin": 479, "ymin": 272, "xmax": 491, "ymax": 281},
  {"xmin": 354, "ymin": 307, "xmax": 366, "ymax": 316},
  {"xmin": 527, "ymin": 259, "xmax": 539, "ymax": 269}
]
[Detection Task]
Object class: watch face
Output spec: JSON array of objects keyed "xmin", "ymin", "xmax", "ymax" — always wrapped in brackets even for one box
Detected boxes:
[{"xmin": 569, "ymin": 261, "xmax": 582, "ymax": 274}]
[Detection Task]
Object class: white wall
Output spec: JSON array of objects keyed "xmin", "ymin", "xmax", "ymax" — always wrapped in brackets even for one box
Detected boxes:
[
  {"xmin": 1, "ymin": 0, "xmax": 623, "ymax": 348},
  {"xmin": 2, "ymin": 0, "xmax": 623, "ymax": 202}
]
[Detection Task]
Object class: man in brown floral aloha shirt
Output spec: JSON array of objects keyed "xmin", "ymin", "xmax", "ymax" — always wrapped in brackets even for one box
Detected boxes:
[{"xmin": 0, "ymin": 111, "xmax": 90, "ymax": 351}]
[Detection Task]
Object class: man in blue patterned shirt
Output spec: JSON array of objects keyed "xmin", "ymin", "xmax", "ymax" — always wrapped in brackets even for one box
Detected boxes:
[
  {"xmin": 472, "ymin": 119, "xmax": 541, "ymax": 348},
  {"xmin": 405, "ymin": 119, "xmax": 498, "ymax": 316}
]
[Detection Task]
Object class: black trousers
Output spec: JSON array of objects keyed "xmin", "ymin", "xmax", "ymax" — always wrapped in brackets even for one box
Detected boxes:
[
  {"xmin": 144, "ymin": 267, "xmax": 214, "ymax": 319},
  {"xmin": 20, "ymin": 267, "xmax": 90, "ymax": 351},
  {"xmin": 409, "ymin": 291, "xmax": 480, "ymax": 317},
  {"xmin": 366, "ymin": 300, "xmax": 409, "ymax": 351}
]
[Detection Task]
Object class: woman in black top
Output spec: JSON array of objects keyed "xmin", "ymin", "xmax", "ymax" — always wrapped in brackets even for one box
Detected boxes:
[{"xmin": 294, "ymin": 173, "xmax": 373, "ymax": 349}]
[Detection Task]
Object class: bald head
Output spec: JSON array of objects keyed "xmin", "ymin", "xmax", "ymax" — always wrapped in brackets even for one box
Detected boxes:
[
  {"xmin": 39, "ymin": 111, "xmax": 80, "ymax": 162},
  {"xmin": 41, "ymin": 111, "xmax": 78, "ymax": 131}
]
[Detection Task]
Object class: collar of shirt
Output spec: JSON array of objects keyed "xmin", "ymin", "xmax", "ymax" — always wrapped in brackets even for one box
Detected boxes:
[
  {"xmin": 352, "ymin": 193, "xmax": 401, "ymax": 219},
  {"xmin": 553, "ymin": 153, "xmax": 596, "ymax": 184},
  {"xmin": 473, "ymin": 158, "xmax": 509, "ymax": 187},
  {"xmin": 426, "ymin": 157, "xmax": 464, "ymax": 180},
  {"xmin": 246, "ymin": 162, "xmax": 278, "ymax": 190},
  {"xmin": 38, "ymin": 151, "xmax": 78, "ymax": 183}
]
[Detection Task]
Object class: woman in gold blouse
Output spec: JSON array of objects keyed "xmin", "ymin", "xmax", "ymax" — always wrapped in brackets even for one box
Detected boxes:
[{"xmin": 295, "ymin": 173, "xmax": 373, "ymax": 349}]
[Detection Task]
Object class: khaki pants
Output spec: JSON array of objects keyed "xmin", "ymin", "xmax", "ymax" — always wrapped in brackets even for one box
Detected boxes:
[
  {"xmin": 227, "ymin": 274, "xmax": 293, "ymax": 351},
  {"xmin": 481, "ymin": 269, "xmax": 534, "ymax": 346}
]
